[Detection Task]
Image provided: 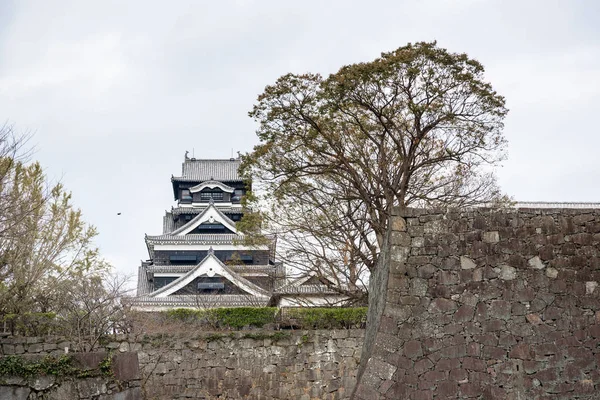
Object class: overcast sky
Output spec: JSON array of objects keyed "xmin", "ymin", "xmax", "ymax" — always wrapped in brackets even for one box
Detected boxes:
[{"xmin": 1, "ymin": 0, "xmax": 599, "ymax": 283}]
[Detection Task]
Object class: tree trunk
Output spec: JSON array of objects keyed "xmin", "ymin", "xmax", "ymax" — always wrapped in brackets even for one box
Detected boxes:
[{"xmin": 351, "ymin": 221, "xmax": 392, "ymax": 398}]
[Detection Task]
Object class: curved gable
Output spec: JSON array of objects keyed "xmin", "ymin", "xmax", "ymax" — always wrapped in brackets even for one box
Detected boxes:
[
  {"xmin": 150, "ymin": 252, "xmax": 270, "ymax": 298},
  {"xmin": 189, "ymin": 180, "xmax": 235, "ymax": 194},
  {"xmin": 171, "ymin": 204, "xmax": 238, "ymax": 235}
]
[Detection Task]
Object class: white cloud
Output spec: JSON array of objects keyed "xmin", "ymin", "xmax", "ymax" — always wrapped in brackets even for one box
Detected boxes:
[{"xmin": 0, "ymin": 0, "xmax": 598, "ymax": 279}]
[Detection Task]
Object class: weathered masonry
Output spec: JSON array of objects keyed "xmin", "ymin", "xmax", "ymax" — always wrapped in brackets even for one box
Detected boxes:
[
  {"xmin": 1, "ymin": 330, "xmax": 363, "ymax": 400},
  {"xmin": 355, "ymin": 206, "xmax": 600, "ymax": 399}
]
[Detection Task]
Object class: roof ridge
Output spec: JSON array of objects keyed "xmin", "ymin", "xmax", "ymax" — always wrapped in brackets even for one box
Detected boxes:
[{"xmin": 184, "ymin": 158, "xmax": 241, "ymax": 162}]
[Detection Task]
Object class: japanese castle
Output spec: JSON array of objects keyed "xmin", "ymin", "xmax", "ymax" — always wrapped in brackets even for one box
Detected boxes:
[{"xmin": 131, "ymin": 154, "xmax": 344, "ymax": 311}]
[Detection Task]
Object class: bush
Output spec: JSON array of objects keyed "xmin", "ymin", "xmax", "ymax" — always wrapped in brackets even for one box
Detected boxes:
[
  {"xmin": 162, "ymin": 307, "xmax": 367, "ymax": 330},
  {"xmin": 165, "ymin": 308, "xmax": 199, "ymax": 321},
  {"xmin": 283, "ymin": 307, "xmax": 367, "ymax": 329},
  {"xmin": 164, "ymin": 307, "xmax": 277, "ymax": 329},
  {"xmin": 2, "ymin": 312, "xmax": 57, "ymax": 336},
  {"xmin": 209, "ymin": 307, "xmax": 277, "ymax": 329}
]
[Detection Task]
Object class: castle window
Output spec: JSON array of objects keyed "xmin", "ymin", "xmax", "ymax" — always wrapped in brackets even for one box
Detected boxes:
[
  {"xmin": 200, "ymin": 191, "xmax": 224, "ymax": 201},
  {"xmin": 197, "ymin": 276, "xmax": 225, "ymax": 290},
  {"xmin": 181, "ymin": 189, "xmax": 192, "ymax": 203},
  {"xmin": 232, "ymin": 189, "xmax": 243, "ymax": 202},
  {"xmin": 169, "ymin": 254, "xmax": 198, "ymax": 263}
]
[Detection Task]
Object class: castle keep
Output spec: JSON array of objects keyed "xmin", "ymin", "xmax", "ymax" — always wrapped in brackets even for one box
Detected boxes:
[{"xmin": 131, "ymin": 154, "xmax": 344, "ymax": 310}]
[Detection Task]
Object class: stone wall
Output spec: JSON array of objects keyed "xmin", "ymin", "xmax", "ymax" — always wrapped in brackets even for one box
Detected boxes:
[
  {"xmin": 0, "ymin": 341, "xmax": 141, "ymax": 400},
  {"xmin": 355, "ymin": 207, "xmax": 600, "ymax": 399},
  {"xmin": 1, "ymin": 329, "xmax": 364, "ymax": 399}
]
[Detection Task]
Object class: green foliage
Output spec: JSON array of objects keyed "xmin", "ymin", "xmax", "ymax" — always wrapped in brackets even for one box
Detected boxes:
[
  {"xmin": 165, "ymin": 308, "xmax": 198, "ymax": 321},
  {"xmin": 0, "ymin": 355, "xmax": 78, "ymax": 378},
  {"xmin": 284, "ymin": 307, "xmax": 367, "ymax": 329},
  {"xmin": 164, "ymin": 307, "xmax": 367, "ymax": 330},
  {"xmin": 2, "ymin": 312, "xmax": 57, "ymax": 336},
  {"xmin": 0, "ymin": 353, "xmax": 115, "ymax": 380},
  {"xmin": 165, "ymin": 307, "xmax": 278, "ymax": 329},
  {"xmin": 210, "ymin": 307, "xmax": 277, "ymax": 329},
  {"xmin": 98, "ymin": 354, "xmax": 114, "ymax": 377}
]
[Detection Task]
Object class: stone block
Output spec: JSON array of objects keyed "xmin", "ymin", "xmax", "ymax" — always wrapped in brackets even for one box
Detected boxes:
[
  {"xmin": 483, "ymin": 231, "xmax": 500, "ymax": 243},
  {"xmin": 368, "ymin": 357, "xmax": 397, "ymax": 380},
  {"xmin": 391, "ymin": 231, "xmax": 412, "ymax": 246},
  {"xmin": 546, "ymin": 268, "xmax": 559, "ymax": 278},
  {"xmin": 586, "ymin": 281, "xmax": 598, "ymax": 294},
  {"xmin": 392, "ymin": 216, "xmax": 407, "ymax": 231},
  {"xmin": 473, "ymin": 334, "xmax": 497, "ymax": 346},
  {"xmin": 460, "ymin": 256, "xmax": 476, "ymax": 270},
  {"xmin": 489, "ymin": 300, "xmax": 511, "ymax": 320},
  {"xmin": 30, "ymin": 375, "xmax": 55, "ymax": 391},
  {"xmin": 417, "ymin": 264, "xmax": 436, "ymax": 279},
  {"xmin": 499, "ymin": 265, "xmax": 517, "ymax": 280},
  {"xmin": 113, "ymin": 352, "xmax": 140, "ymax": 381},
  {"xmin": 436, "ymin": 358, "xmax": 460, "ymax": 371},
  {"xmin": 449, "ymin": 368, "xmax": 468, "ymax": 382},
  {"xmin": 461, "ymin": 357, "xmax": 487, "ymax": 371},
  {"xmin": 437, "ymin": 381, "xmax": 459, "ymax": 398},
  {"xmin": 77, "ymin": 377, "xmax": 108, "ymax": 398},
  {"xmin": 482, "ymin": 319, "xmax": 505, "ymax": 332},
  {"xmin": 466, "ymin": 342, "xmax": 480, "ymax": 357},
  {"xmin": 459, "ymin": 382, "xmax": 481, "ymax": 397},
  {"xmin": 439, "ymin": 271, "xmax": 459, "ymax": 285},
  {"xmin": 403, "ymin": 340, "xmax": 423, "ymax": 359},
  {"xmin": 410, "ymin": 278, "xmax": 428, "ymax": 297},
  {"xmin": 412, "ymin": 389, "xmax": 434, "ymax": 400},
  {"xmin": 439, "ymin": 345, "xmax": 466, "ymax": 359},
  {"xmin": 454, "ymin": 305, "xmax": 475, "ymax": 323},
  {"xmin": 509, "ymin": 343, "xmax": 531, "ymax": 360},
  {"xmin": 414, "ymin": 358, "xmax": 434, "ymax": 375},
  {"xmin": 27, "ymin": 343, "xmax": 43, "ymax": 353},
  {"xmin": 528, "ymin": 256, "xmax": 545, "ymax": 269},
  {"xmin": 525, "ymin": 313, "xmax": 543, "ymax": 326},
  {"xmin": 428, "ymin": 298, "xmax": 458, "ymax": 313},
  {"xmin": 0, "ymin": 386, "xmax": 30, "ymax": 400},
  {"xmin": 514, "ymin": 287, "xmax": 536, "ymax": 302}
]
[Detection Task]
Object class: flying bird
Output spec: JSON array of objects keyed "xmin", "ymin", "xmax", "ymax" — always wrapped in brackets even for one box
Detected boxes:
[{"xmin": 117, "ymin": 212, "xmax": 122, "ymax": 216}]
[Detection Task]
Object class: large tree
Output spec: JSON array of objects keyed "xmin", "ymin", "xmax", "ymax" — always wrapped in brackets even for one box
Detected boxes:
[{"xmin": 240, "ymin": 41, "xmax": 507, "ymax": 308}]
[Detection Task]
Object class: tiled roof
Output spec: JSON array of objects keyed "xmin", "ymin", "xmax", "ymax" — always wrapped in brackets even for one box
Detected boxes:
[
  {"xmin": 147, "ymin": 264, "xmax": 275, "ymax": 274},
  {"xmin": 129, "ymin": 295, "xmax": 270, "ymax": 308},
  {"xmin": 137, "ymin": 265, "xmax": 153, "ymax": 296},
  {"xmin": 163, "ymin": 213, "xmax": 175, "ymax": 234},
  {"xmin": 146, "ymin": 233, "xmax": 239, "ymax": 244},
  {"xmin": 275, "ymin": 285, "xmax": 339, "ymax": 295},
  {"xmin": 173, "ymin": 158, "xmax": 242, "ymax": 182},
  {"xmin": 512, "ymin": 202, "xmax": 600, "ymax": 209},
  {"xmin": 171, "ymin": 206, "xmax": 242, "ymax": 216}
]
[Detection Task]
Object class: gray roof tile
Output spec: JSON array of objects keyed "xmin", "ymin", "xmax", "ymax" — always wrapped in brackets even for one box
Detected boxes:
[
  {"xmin": 163, "ymin": 212, "xmax": 175, "ymax": 234},
  {"xmin": 129, "ymin": 295, "xmax": 269, "ymax": 308},
  {"xmin": 146, "ymin": 233, "xmax": 239, "ymax": 243},
  {"xmin": 147, "ymin": 264, "xmax": 275, "ymax": 274},
  {"xmin": 137, "ymin": 265, "xmax": 153, "ymax": 296},
  {"xmin": 171, "ymin": 206, "xmax": 243, "ymax": 216},
  {"xmin": 173, "ymin": 158, "xmax": 242, "ymax": 182}
]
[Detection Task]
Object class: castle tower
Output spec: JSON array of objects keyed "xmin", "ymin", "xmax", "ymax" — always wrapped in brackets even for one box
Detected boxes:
[{"xmin": 131, "ymin": 155, "xmax": 278, "ymax": 310}]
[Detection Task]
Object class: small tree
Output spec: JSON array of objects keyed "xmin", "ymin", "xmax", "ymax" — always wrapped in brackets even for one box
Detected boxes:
[{"xmin": 0, "ymin": 124, "xmax": 119, "ymax": 341}]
